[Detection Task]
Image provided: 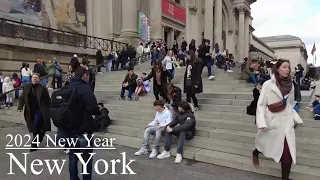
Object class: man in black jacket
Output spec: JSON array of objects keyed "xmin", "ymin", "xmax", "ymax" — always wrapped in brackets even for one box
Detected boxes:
[
  {"xmin": 33, "ymin": 59, "xmax": 47, "ymax": 86},
  {"xmin": 94, "ymin": 103, "xmax": 110, "ymax": 133},
  {"xmin": 67, "ymin": 68, "xmax": 99, "ymax": 180},
  {"xmin": 119, "ymin": 67, "xmax": 138, "ymax": 100},
  {"xmin": 157, "ymin": 101, "xmax": 196, "ymax": 164},
  {"xmin": 198, "ymin": 39, "xmax": 215, "ymax": 80}
]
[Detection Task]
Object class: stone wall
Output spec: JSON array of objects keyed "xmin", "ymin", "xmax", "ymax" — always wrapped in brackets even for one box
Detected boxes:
[{"xmin": 0, "ymin": 43, "xmax": 97, "ymax": 78}]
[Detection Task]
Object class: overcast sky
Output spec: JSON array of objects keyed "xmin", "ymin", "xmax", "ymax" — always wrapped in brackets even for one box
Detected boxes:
[{"xmin": 251, "ymin": 0, "xmax": 320, "ymax": 65}]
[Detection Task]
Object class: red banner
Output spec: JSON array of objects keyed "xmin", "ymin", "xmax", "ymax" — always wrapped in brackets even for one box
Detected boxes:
[{"xmin": 162, "ymin": 0, "xmax": 186, "ymax": 23}]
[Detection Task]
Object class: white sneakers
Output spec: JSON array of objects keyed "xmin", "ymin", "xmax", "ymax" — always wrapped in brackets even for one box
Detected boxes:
[
  {"xmin": 157, "ymin": 150, "xmax": 171, "ymax": 159},
  {"xmin": 135, "ymin": 148, "xmax": 183, "ymax": 163},
  {"xmin": 208, "ymin": 75, "xmax": 215, "ymax": 80},
  {"xmin": 134, "ymin": 148, "xmax": 158, "ymax": 159},
  {"xmin": 156, "ymin": 150, "xmax": 183, "ymax": 164},
  {"xmin": 175, "ymin": 154, "xmax": 182, "ymax": 163},
  {"xmin": 149, "ymin": 149, "xmax": 158, "ymax": 159},
  {"xmin": 134, "ymin": 147, "xmax": 148, "ymax": 156}
]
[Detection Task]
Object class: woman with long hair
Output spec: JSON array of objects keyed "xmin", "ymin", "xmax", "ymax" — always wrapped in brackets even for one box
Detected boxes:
[
  {"xmin": 184, "ymin": 49, "xmax": 203, "ymax": 111},
  {"xmin": 189, "ymin": 39, "xmax": 196, "ymax": 53},
  {"xmin": 143, "ymin": 61, "xmax": 171, "ymax": 103},
  {"xmin": 253, "ymin": 59, "xmax": 303, "ymax": 180},
  {"xmin": 162, "ymin": 50, "xmax": 175, "ymax": 82},
  {"xmin": 21, "ymin": 63, "xmax": 32, "ymax": 85}
]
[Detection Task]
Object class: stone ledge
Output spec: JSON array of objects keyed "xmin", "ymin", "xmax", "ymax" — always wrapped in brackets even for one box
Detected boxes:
[{"xmin": 0, "ymin": 37, "xmax": 98, "ymax": 56}]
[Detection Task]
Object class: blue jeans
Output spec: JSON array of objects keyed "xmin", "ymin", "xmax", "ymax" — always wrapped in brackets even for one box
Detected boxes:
[
  {"xmin": 15, "ymin": 90, "xmax": 19, "ymax": 99},
  {"xmin": 22, "ymin": 76, "xmax": 31, "ymax": 85},
  {"xmin": 167, "ymin": 69, "xmax": 175, "ymax": 82},
  {"xmin": 120, "ymin": 86, "xmax": 134, "ymax": 99},
  {"xmin": 40, "ymin": 78, "xmax": 47, "ymax": 87},
  {"xmin": 249, "ymin": 74, "xmax": 258, "ymax": 86},
  {"xmin": 294, "ymin": 103, "xmax": 299, "ymax": 112},
  {"xmin": 142, "ymin": 127, "xmax": 165, "ymax": 150},
  {"xmin": 69, "ymin": 135, "xmax": 93, "ymax": 180},
  {"xmin": 203, "ymin": 58, "xmax": 212, "ymax": 77},
  {"xmin": 164, "ymin": 131, "xmax": 186, "ymax": 154}
]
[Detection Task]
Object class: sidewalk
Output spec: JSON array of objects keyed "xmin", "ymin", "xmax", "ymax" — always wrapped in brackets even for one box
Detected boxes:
[{"xmin": 0, "ymin": 121, "xmax": 278, "ymax": 180}]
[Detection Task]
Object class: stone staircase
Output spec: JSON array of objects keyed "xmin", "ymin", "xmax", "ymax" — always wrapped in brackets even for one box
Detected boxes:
[
  {"xmin": 0, "ymin": 62, "xmax": 319, "ymax": 179},
  {"xmin": 93, "ymin": 64, "xmax": 320, "ymax": 179}
]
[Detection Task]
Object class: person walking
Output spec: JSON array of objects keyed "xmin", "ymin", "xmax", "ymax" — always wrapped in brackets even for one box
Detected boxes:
[
  {"xmin": 184, "ymin": 49, "xmax": 203, "ymax": 111},
  {"xmin": 143, "ymin": 61, "xmax": 171, "ymax": 103},
  {"xmin": 18, "ymin": 73, "xmax": 51, "ymax": 152},
  {"xmin": 253, "ymin": 59, "xmax": 303, "ymax": 180}
]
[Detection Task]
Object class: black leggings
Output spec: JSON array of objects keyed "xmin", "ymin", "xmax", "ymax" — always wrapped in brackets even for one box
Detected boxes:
[
  {"xmin": 186, "ymin": 92, "xmax": 198, "ymax": 108},
  {"xmin": 154, "ymin": 84, "xmax": 169, "ymax": 102}
]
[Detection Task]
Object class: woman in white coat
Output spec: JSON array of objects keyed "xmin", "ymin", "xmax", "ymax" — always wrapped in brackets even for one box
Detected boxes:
[{"xmin": 252, "ymin": 59, "xmax": 303, "ymax": 180}]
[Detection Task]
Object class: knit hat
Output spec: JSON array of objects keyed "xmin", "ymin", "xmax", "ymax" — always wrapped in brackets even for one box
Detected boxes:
[{"xmin": 73, "ymin": 54, "xmax": 78, "ymax": 58}]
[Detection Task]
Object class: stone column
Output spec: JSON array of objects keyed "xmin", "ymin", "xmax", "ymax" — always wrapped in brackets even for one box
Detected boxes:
[
  {"xmin": 149, "ymin": 0, "xmax": 162, "ymax": 42},
  {"xmin": 204, "ymin": 0, "xmax": 214, "ymax": 43},
  {"xmin": 119, "ymin": 0, "xmax": 140, "ymax": 45},
  {"xmin": 170, "ymin": 29, "xmax": 175, "ymax": 48},
  {"xmin": 238, "ymin": 7, "xmax": 246, "ymax": 61},
  {"xmin": 214, "ymin": 0, "xmax": 223, "ymax": 47},
  {"xmin": 244, "ymin": 12, "xmax": 250, "ymax": 57},
  {"xmin": 86, "ymin": 0, "xmax": 93, "ymax": 36}
]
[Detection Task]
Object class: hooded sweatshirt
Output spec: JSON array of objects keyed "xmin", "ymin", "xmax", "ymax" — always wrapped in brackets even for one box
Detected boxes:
[
  {"xmin": 147, "ymin": 107, "xmax": 172, "ymax": 128},
  {"xmin": 2, "ymin": 77, "xmax": 14, "ymax": 94}
]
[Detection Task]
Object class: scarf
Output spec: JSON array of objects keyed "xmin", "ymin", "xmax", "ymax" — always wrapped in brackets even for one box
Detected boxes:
[{"xmin": 275, "ymin": 73, "xmax": 292, "ymax": 96}]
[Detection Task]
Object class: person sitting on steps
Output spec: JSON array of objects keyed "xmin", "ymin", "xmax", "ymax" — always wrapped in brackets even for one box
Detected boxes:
[
  {"xmin": 157, "ymin": 101, "xmax": 196, "ymax": 164},
  {"xmin": 119, "ymin": 67, "xmax": 138, "ymax": 101},
  {"xmin": 134, "ymin": 100, "xmax": 172, "ymax": 159}
]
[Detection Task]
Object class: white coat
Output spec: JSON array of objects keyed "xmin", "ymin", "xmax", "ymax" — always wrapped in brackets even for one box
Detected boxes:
[{"xmin": 255, "ymin": 74, "xmax": 303, "ymax": 164}]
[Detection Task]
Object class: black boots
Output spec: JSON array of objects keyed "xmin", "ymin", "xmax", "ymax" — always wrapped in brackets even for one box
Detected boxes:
[
  {"xmin": 281, "ymin": 163, "xmax": 292, "ymax": 180},
  {"xmin": 252, "ymin": 149, "xmax": 260, "ymax": 167}
]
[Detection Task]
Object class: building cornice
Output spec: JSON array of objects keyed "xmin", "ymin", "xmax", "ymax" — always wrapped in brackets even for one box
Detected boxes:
[
  {"xmin": 249, "ymin": 25, "xmax": 255, "ymax": 32},
  {"xmin": 253, "ymin": 35, "xmax": 275, "ymax": 53}
]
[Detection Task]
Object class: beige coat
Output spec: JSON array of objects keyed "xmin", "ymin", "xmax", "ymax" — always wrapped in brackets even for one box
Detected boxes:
[{"xmin": 255, "ymin": 74, "xmax": 303, "ymax": 164}]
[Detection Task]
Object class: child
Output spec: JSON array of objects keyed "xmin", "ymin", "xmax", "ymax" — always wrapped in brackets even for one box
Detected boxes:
[
  {"xmin": 2, "ymin": 77, "xmax": 14, "ymax": 108},
  {"xmin": 12, "ymin": 73, "xmax": 22, "ymax": 99},
  {"xmin": 308, "ymin": 95, "xmax": 320, "ymax": 120}
]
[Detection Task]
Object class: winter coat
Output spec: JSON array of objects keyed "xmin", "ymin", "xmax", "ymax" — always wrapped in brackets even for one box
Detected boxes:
[
  {"xmin": 94, "ymin": 108, "xmax": 110, "ymax": 130},
  {"xmin": 255, "ymin": 74, "xmax": 303, "ymax": 164},
  {"xmin": 167, "ymin": 110, "xmax": 196, "ymax": 140},
  {"xmin": 2, "ymin": 77, "xmax": 14, "ymax": 96},
  {"xmin": 18, "ymin": 84, "xmax": 51, "ymax": 133},
  {"xmin": 183, "ymin": 59, "xmax": 203, "ymax": 94},
  {"xmin": 144, "ymin": 68, "xmax": 172, "ymax": 95},
  {"xmin": 123, "ymin": 73, "xmax": 138, "ymax": 89}
]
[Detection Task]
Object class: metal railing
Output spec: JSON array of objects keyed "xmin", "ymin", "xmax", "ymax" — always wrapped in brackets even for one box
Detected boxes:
[
  {"xmin": 0, "ymin": 52, "xmax": 151, "ymax": 98},
  {"xmin": 0, "ymin": 18, "xmax": 127, "ymax": 52}
]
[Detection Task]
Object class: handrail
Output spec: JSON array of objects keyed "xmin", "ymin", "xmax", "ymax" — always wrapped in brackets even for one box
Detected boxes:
[
  {"xmin": 0, "ymin": 52, "xmax": 151, "ymax": 98},
  {"xmin": 0, "ymin": 18, "xmax": 128, "ymax": 51}
]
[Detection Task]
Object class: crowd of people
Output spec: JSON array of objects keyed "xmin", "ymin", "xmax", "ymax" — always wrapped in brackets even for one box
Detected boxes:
[{"xmin": 0, "ymin": 35, "xmax": 318, "ymax": 180}]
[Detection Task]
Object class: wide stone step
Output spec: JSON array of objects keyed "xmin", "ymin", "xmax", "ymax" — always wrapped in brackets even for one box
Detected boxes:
[
  {"xmin": 94, "ymin": 91, "xmax": 254, "ymax": 100},
  {"xmin": 99, "ymin": 133, "xmax": 320, "ymax": 179},
  {"xmin": 106, "ymin": 124, "xmax": 320, "ymax": 168},
  {"xmin": 109, "ymin": 116, "xmax": 320, "ymax": 138},
  {"xmin": 103, "ymin": 103, "xmax": 313, "ymax": 118}
]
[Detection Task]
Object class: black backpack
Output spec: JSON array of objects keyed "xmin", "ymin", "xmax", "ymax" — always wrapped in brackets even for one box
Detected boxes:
[{"xmin": 50, "ymin": 85, "xmax": 81, "ymax": 132}]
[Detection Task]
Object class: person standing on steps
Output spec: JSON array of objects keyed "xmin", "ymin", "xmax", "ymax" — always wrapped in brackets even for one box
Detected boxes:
[
  {"xmin": 143, "ymin": 61, "xmax": 172, "ymax": 103},
  {"xmin": 184, "ymin": 49, "xmax": 203, "ymax": 111},
  {"xmin": 18, "ymin": 73, "xmax": 51, "ymax": 152},
  {"xmin": 253, "ymin": 59, "xmax": 303, "ymax": 180},
  {"xmin": 198, "ymin": 39, "xmax": 215, "ymax": 80}
]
